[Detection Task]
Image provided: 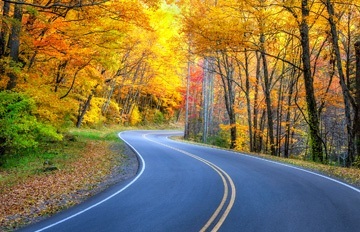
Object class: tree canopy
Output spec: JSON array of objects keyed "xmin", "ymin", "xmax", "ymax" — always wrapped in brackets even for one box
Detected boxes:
[{"xmin": 1, "ymin": 0, "xmax": 360, "ymax": 166}]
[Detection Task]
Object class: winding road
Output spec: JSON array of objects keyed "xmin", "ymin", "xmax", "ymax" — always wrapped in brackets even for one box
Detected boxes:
[{"xmin": 21, "ymin": 130, "xmax": 360, "ymax": 232}]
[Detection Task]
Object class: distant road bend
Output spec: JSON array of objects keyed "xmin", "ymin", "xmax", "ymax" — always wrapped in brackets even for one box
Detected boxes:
[{"xmin": 21, "ymin": 130, "xmax": 360, "ymax": 232}]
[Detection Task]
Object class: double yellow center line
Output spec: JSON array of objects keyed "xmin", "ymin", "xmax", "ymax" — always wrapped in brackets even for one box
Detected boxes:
[{"xmin": 144, "ymin": 134, "xmax": 236, "ymax": 232}]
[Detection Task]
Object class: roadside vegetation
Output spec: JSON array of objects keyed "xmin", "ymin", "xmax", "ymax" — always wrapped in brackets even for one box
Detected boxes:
[
  {"xmin": 0, "ymin": 89, "xmax": 180, "ymax": 231},
  {"xmin": 183, "ymin": 134, "xmax": 360, "ymax": 188},
  {"xmin": 0, "ymin": 126, "xmax": 128, "ymax": 231}
]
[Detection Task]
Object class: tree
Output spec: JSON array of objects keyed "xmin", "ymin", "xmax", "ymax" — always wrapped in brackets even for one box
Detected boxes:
[
  {"xmin": 257, "ymin": 0, "xmax": 276, "ymax": 156},
  {"xmin": 202, "ymin": 57, "xmax": 215, "ymax": 143},
  {"xmin": 322, "ymin": 0, "xmax": 355, "ymax": 165},
  {"xmin": 354, "ymin": 41, "xmax": 360, "ymax": 160},
  {"xmin": 280, "ymin": 0, "xmax": 324, "ymax": 162}
]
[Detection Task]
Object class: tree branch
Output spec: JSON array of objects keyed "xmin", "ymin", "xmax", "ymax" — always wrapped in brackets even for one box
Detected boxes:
[{"xmin": 2, "ymin": 0, "xmax": 107, "ymax": 10}]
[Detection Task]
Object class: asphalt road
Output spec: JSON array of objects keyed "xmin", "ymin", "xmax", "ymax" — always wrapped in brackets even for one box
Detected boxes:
[{"xmin": 20, "ymin": 130, "xmax": 360, "ymax": 232}]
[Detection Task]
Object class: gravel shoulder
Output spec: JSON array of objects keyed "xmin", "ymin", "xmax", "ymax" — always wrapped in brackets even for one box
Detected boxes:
[{"xmin": 96, "ymin": 142, "xmax": 139, "ymax": 192}]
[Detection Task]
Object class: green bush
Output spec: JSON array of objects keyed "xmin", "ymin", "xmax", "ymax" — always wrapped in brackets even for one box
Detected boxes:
[
  {"xmin": 207, "ymin": 130, "xmax": 230, "ymax": 148},
  {"xmin": 0, "ymin": 91, "xmax": 62, "ymax": 157},
  {"xmin": 154, "ymin": 110, "xmax": 165, "ymax": 124},
  {"xmin": 353, "ymin": 156, "xmax": 360, "ymax": 168}
]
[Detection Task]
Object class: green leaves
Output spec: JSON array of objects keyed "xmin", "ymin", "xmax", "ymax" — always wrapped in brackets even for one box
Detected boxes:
[{"xmin": 0, "ymin": 91, "xmax": 62, "ymax": 156}]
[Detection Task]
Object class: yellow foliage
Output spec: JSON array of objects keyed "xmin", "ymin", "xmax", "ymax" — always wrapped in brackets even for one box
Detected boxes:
[
  {"xmin": 19, "ymin": 82, "xmax": 78, "ymax": 126},
  {"xmin": 103, "ymin": 100, "xmax": 121, "ymax": 124},
  {"xmin": 234, "ymin": 124, "xmax": 250, "ymax": 152},
  {"xmin": 129, "ymin": 105, "xmax": 142, "ymax": 126},
  {"xmin": 0, "ymin": 75, "xmax": 9, "ymax": 89},
  {"xmin": 82, "ymin": 97, "xmax": 106, "ymax": 127}
]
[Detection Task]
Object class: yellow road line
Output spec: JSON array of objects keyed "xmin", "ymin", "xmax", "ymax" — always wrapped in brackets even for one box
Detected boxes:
[
  {"xmin": 144, "ymin": 133, "xmax": 236, "ymax": 232},
  {"xmin": 211, "ymin": 169, "xmax": 236, "ymax": 232},
  {"xmin": 200, "ymin": 162, "xmax": 228, "ymax": 232}
]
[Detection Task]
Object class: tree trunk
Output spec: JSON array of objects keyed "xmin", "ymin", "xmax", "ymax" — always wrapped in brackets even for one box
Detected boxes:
[
  {"xmin": 354, "ymin": 41, "xmax": 360, "ymax": 159},
  {"xmin": 184, "ymin": 60, "xmax": 191, "ymax": 139},
  {"xmin": 253, "ymin": 52, "xmax": 261, "ymax": 152},
  {"xmin": 0, "ymin": 1, "xmax": 10, "ymax": 57},
  {"xmin": 8, "ymin": 1, "xmax": 23, "ymax": 62},
  {"xmin": 226, "ymin": 69, "xmax": 237, "ymax": 149},
  {"xmin": 324, "ymin": 0, "xmax": 355, "ymax": 166},
  {"xmin": 76, "ymin": 84, "xmax": 99, "ymax": 128},
  {"xmin": 202, "ymin": 57, "xmax": 214, "ymax": 143},
  {"xmin": 258, "ymin": 109, "xmax": 266, "ymax": 152},
  {"xmin": 300, "ymin": 0, "xmax": 323, "ymax": 162},
  {"xmin": 54, "ymin": 60, "xmax": 68, "ymax": 92},
  {"xmin": 276, "ymin": 74, "xmax": 284, "ymax": 157},
  {"xmin": 216, "ymin": 53, "xmax": 237, "ymax": 149},
  {"xmin": 244, "ymin": 49, "xmax": 254, "ymax": 152},
  {"xmin": 284, "ymin": 69, "xmax": 297, "ymax": 158},
  {"xmin": 260, "ymin": 33, "xmax": 276, "ymax": 156},
  {"xmin": 6, "ymin": 0, "xmax": 23, "ymax": 90}
]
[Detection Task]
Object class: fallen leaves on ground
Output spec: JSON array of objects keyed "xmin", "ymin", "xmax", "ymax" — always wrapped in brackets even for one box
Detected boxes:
[{"xmin": 0, "ymin": 140, "xmax": 120, "ymax": 231}]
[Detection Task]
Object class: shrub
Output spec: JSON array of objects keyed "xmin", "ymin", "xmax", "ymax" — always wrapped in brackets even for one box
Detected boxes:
[
  {"xmin": 0, "ymin": 91, "xmax": 62, "ymax": 157},
  {"xmin": 129, "ymin": 105, "xmax": 142, "ymax": 126},
  {"xmin": 207, "ymin": 130, "xmax": 230, "ymax": 148},
  {"xmin": 154, "ymin": 110, "xmax": 165, "ymax": 124}
]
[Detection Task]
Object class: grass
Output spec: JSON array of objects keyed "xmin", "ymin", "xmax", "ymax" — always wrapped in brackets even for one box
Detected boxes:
[
  {"xmin": 0, "ymin": 136, "xmax": 84, "ymax": 187},
  {"xmin": 70, "ymin": 129, "xmax": 120, "ymax": 142},
  {"xmin": 0, "ymin": 125, "xmax": 127, "ymax": 230},
  {"xmin": 0, "ymin": 126, "xmax": 122, "ymax": 172}
]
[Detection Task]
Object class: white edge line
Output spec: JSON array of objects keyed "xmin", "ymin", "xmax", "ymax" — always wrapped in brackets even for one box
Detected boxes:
[
  {"xmin": 166, "ymin": 136, "xmax": 360, "ymax": 194},
  {"xmin": 245, "ymin": 154, "xmax": 360, "ymax": 193},
  {"xmin": 34, "ymin": 131, "xmax": 146, "ymax": 232}
]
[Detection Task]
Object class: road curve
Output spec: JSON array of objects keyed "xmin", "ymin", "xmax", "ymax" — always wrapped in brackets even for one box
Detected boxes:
[{"xmin": 20, "ymin": 130, "xmax": 360, "ymax": 232}]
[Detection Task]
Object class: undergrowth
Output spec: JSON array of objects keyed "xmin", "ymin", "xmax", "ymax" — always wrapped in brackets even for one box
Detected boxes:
[{"xmin": 0, "ymin": 126, "xmax": 126, "ymax": 231}]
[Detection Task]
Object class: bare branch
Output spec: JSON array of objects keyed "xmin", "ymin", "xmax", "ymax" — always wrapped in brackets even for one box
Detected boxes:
[{"xmin": 3, "ymin": 0, "xmax": 108, "ymax": 8}]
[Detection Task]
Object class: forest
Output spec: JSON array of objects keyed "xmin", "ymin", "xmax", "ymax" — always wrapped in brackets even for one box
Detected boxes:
[
  {"xmin": 1, "ymin": 0, "xmax": 360, "ymax": 168},
  {"xmin": 183, "ymin": 0, "xmax": 360, "ymax": 167},
  {"xmin": 0, "ymin": 0, "xmax": 186, "ymax": 159}
]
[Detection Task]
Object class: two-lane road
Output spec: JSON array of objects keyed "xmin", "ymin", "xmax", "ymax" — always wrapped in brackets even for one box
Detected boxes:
[{"xmin": 21, "ymin": 130, "xmax": 360, "ymax": 232}]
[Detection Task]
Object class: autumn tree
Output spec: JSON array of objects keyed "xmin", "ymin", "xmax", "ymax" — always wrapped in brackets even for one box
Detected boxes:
[
  {"xmin": 0, "ymin": 0, "xmax": 186, "ymax": 129},
  {"xmin": 355, "ymin": 41, "xmax": 360, "ymax": 161}
]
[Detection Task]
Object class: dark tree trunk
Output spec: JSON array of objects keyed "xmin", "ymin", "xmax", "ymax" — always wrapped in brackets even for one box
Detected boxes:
[
  {"xmin": 244, "ymin": 49, "xmax": 254, "ymax": 152},
  {"xmin": 276, "ymin": 74, "xmax": 284, "ymax": 157},
  {"xmin": 8, "ymin": 1, "xmax": 23, "ymax": 62},
  {"xmin": 300, "ymin": 0, "xmax": 323, "ymax": 162},
  {"xmin": 324, "ymin": 0, "xmax": 355, "ymax": 166},
  {"xmin": 76, "ymin": 84, "xmax": 99, "ymax": 128},
  {"xmin": 6, "ymin": 0, "xmax": 23, "ymax": 90},
  {"xmin": 0, "ymin": 1, "xmax": 10, "ymax": 57},
  {"xmin": 216, "ymin": 52, "xmax": 237, "ymax": 149},
  {"xmin": 284, "ymin": 70, "xmax": 297, "ymax": 158},
  {"xmin": 226, "ymin": 70, "xmax": 237, "ymax": 149},
  {"xmin": 354, "ymin": 41, "xmax": 360, "ymax": 159},
  {"xmin": 258, "ymin": 110, "xmax": 266, "ymax": 152},
  {"xmin": 54, "ymin": 60, "xmax": 68, "ymax": 92},
  {"xmin": 260, "ymin": 34, "xmax": 276, "ymax": 156},
  {"xmin": 184, "ymin": 61, "xmax": 190, "ymax": 140},
  {"xmin": 253, "ymin": 52, "xmax": 261, "ymax": 152}
]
